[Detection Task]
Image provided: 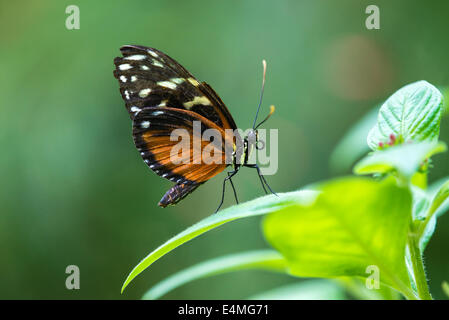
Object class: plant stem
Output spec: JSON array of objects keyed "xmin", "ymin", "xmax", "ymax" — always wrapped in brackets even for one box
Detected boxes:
[{"xmin": 407, "ymin": 228, "xmax": 432, "ymax": 300}]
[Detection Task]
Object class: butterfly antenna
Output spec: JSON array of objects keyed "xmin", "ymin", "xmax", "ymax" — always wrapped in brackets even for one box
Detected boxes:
[
  {"xmin": 255, "ymin": 105, "xmax": 275, "ymax": 129},
  {"xmin": 252, "ymin": 59, "xmax": 267, "ymax": 129}
]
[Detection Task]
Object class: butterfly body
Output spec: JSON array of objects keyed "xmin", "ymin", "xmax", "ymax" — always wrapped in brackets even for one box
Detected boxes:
[{"xmin": 114, "ymin": 45, "xmax": 273, "ymax": 209}]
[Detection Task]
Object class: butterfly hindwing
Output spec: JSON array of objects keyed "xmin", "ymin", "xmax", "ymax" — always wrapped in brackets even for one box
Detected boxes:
[
  {"xmin": 158, "ymin": 182, "xmax": 201, "ymax": 208},
  {"xmin": 133, "ymin": 107, "xmax": 231, "ymax": 186}
]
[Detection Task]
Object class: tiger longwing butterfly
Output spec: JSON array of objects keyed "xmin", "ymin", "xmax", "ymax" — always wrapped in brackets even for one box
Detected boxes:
[{"xmin": 113, "ymin": 45, "xmax": 275, "ymax": 212}]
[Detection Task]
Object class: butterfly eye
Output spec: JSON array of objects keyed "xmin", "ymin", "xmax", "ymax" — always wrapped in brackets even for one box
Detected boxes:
[{"xmin": 256, "ymin": 139, "xmax": 265, "ymax": 150}]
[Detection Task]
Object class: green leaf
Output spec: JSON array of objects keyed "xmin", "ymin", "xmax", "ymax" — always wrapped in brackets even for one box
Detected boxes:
[
  {"xmin": 367, "ymin": 81, "xmax": 443, "ymax": 150},
  {"xmin": 443, "ymin": 281, "xmax": 449, "ymax": 299},
  {"xmin": 416, "ymin": 179, "xmax": 449, "ymax": 251},
  {"xmin": 409, "ymin": 186, "xmax": 434, "ymax": 251},
  {"xmin": 248, "ymin": 280, "xmax": 346, "ymax": 300},
  {"xmin": 330, "ymin": 108, "xmax": 378, "ymax": 173},
  {"xmin": 354, "ymin": 141, "xmax": 447, "ymax": 179},
  {"xmin": 428, "ymin": 176, "xmax": 449, "ymax": 194},
  {"xmin": 142, "ymin": 250, "xmax": 287, "ymax": 300},
  {"xmin": 427, "ymin": 176, "xmax": 449, "ymax": 218},
  {"xmin": 411, "ymin": 186, "xmax": 430, "ymax": 221},
  {"xmin": 427, "ymin": 179, "xmax": 449, "ymax": 219},
  {"xmin": 263, "ymin": 177, "xmax": 416, "ymax": 299},
  {"xmin": 121, "ymin": 190, "xmax": 318, "ymax": 293},
  {"xmin": 443, "ymin": 87, "xmax": 449, "ymax": 116}
]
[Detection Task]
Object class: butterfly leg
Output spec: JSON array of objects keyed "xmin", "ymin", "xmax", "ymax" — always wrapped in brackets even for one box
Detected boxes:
[
  {"xmin": 257, "ymin": 169, "xmax": 268, "ymax": 195},
  {"xmin": 245, "ymin": 164, "xmax": 278, "ymax": 196},
  {"xmin": 215, "ymin": 169, "xmax": 239, "ymax": 213},
  {"xmin": 228, "ymin": 171, "xmax": 239, "ymax": 204},
  {"xmin": 260, "ymin": 172, "xmax": 277, "ymax": 196}
]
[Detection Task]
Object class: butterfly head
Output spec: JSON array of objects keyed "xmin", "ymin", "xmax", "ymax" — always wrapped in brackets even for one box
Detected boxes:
[
  {"xmin": 245, "ymin": 128, "xmax": 258, "ymax": 160},
  {"xmin": 239, "ymin": 105, "xmax": 275, "ymax": 165}
]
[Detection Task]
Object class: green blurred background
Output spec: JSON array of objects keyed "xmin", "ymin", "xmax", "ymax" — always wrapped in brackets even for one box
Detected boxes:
[{"xmin": 1, "ymin": 0, "xmax": 448, "ymax": 299}]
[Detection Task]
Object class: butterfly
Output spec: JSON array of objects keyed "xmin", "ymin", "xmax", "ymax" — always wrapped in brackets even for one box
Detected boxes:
[{"xmin": 113, "ymin": 45, "xmax": 275, "ymax": 212}]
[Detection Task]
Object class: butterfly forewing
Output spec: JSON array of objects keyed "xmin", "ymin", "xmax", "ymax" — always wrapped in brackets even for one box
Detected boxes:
[{"xmin": 113, "ymin": 45, "xmax": 237, "ymax": 131}]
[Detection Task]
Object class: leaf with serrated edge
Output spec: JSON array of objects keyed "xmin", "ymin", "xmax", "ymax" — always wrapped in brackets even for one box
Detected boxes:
[{"xmin": 367, "ymin": 81, "xmax": 443, "ymax": 150}]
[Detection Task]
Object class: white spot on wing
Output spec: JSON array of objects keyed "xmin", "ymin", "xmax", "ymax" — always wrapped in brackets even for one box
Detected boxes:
[
  {"xmin": 141, "ymin": 121, "xmax": 150, "ymax": 128},
  {"xmin": 147, "ymin": 50, "xmax": 159, "ymax": 58},
  {"xmin": 131, "ymin": 76, "xmax": 137, "ymax": 82},
  {"xmin": 152, "ymin": 111, "xmax": 164, "ymax": 116},
  {"xmin": 120, "ymin": 75, "xmax": 127, "ymax": 83},
  {"xmin": 171, "ymin": 78, "xmax": 185, "ymax": 84},
  {"xmin": 124, "ymin": 90, "xmax": 130, "ymax": 100},
  {"xmin": 140, "ymin": 65, "xmax": 150, "ymax": 70},
  {"xmin": 124, "ymin": 54, "xmax": 147, "ymax": 61},
  {"xmin": 119, "ymin": 64, "xmax": 132, "ymax": 70},
  {"xmin": 183, "ymin": 96, "xmax": 212, "ymax": 109},
  {"xmin": 157, "ymin": 81, "xmax": 177, "ymax": 90},
  {"xmin": 158, "ymin": 100, "xmax": 167, "ymax": 107},
  {"xmin": 187, "ymin": 77, "xmax": 200, "ymax": 86},
  {"xmin": 139, "ymin": 88, "xmax": 152, "ymax": 98},
  {"xmin": 152, "ymin": 59, "xmax": 164, "ymax": 68},
  {"xmin": 130, "ymin": 106, "xmax": 141, "ymax": 114}
]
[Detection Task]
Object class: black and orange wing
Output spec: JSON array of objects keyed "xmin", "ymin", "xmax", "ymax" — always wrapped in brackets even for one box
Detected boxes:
[
  {"xmin": 133, "ymin": 107, "xmax": 233, "ymax": 206},
  {"xmin": 113, "ymin": 45, "xmax": 241, "ymax": 206}
]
